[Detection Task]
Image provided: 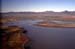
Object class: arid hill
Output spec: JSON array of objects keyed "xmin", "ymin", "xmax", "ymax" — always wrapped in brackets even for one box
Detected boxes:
[{"xmin": 2, "ymin": 11, "xmax": 75, "ymax": 17}]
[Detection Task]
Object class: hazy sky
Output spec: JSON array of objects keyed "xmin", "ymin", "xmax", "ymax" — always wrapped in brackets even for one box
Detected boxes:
[{"xmin": 2, "ymin": 0, "xmax": 75, "ymax": 12}]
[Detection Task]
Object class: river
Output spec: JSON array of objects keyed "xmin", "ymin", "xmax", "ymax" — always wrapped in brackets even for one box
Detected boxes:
[{"xmin": 5, "ymin": 20, "xmax": 75, "ymax": 49}]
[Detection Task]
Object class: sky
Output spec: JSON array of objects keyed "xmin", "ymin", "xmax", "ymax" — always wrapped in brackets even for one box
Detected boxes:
[{"xmin": 1, "ymin": 0, "xmax": 75, "ymax": 12}]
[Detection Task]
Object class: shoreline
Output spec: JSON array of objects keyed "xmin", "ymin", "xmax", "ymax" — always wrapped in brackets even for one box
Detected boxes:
[{"xmin": 34, "ymin": 22, "xmax": 75, "ymax": 28}]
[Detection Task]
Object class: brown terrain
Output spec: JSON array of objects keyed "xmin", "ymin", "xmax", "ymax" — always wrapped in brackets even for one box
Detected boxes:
[
  {"xmin": 34, "ymin": 15, "xmax": 75, "ymax": 28},
  {"xmin": 1, "ymin": 11, "xmax": 75, "ymax": 49},
  {"xmin": 1, "ymin": 25, "xmax": 31, "ymax": 49},
  {"xmin": 1, "ymin": 11, "xmax": 75, "ymax": 28},
  {"xmin": 34, "ymin": 22, "xmax": 75, "ymax": 28}
]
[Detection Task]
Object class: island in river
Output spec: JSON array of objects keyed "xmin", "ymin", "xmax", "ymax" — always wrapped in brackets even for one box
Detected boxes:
[{"xmin": 34, "ymin": 20, "xmax": 75, "ymax": 28}]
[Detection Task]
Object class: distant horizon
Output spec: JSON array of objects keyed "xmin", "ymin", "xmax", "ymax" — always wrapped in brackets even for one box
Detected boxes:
[
  {"xmin": 1, "ymin": 9, "xmax": 75, "ymax": 13},
  {"xmin": 1, "ymin": 10, "xmax": 75, "ymax": 13}
]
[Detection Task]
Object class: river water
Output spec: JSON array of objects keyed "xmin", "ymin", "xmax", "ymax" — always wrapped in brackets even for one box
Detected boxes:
[{"xmin": 5, "ymin": 20, "xmax": 75, "ymax": 49}]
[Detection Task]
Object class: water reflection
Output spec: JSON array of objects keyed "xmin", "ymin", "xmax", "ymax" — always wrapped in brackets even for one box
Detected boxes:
[{"xmin": 5, "ymin": 20, "xmax": 75, "ymax": 49}]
